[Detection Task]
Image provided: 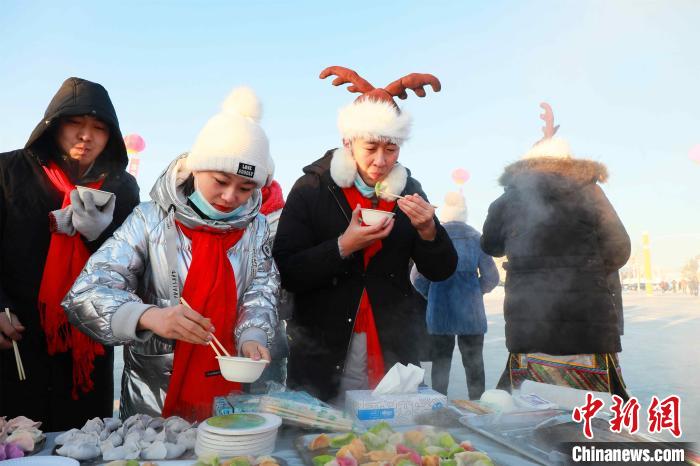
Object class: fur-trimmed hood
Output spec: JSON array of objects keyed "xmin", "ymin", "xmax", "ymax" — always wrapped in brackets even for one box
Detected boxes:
[
  {"xmin": 499, "ymin": 157, "xmax": 608, "ymax": 188},
  {"xmin": 326, "ymin": 147, "xmax": 408, "ymax": 200}
]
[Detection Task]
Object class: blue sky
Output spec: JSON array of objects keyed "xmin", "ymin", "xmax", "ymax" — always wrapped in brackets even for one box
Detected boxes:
[{"xmin": 1, "ymin": 0, "xmax": 698, "ymax": 270}]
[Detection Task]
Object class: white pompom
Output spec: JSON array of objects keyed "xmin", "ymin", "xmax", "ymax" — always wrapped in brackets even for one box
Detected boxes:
[{"xmin": 220, "ymin": 86, "xmax": 262, "ymax": 122}]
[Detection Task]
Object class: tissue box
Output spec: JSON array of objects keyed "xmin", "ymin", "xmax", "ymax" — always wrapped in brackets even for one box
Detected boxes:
[{"xmin": 345, "ymin": 387, "xmax": 448, "ymax": 426}]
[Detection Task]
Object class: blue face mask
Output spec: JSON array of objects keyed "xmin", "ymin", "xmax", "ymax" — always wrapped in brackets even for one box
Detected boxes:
[
  {"xmin": 354, "ymin": 175, "xmax": 376, "ymax": 199},
  {"xmin": 188, "ymin": 190, "xmax": 247, "ymax": 221}
]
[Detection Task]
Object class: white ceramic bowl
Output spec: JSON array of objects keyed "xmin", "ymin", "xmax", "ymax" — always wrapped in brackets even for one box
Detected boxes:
[
  {"xmin": 217, "ymin": 356, "xmax": 268, "ymax": 383},
  {"xmin": 76, "ymin": 186, "xmax": 114, "ymax": 207},
  {"xmin": 360, "ymin": 208, "xmax": 395, "ymax": 226}
]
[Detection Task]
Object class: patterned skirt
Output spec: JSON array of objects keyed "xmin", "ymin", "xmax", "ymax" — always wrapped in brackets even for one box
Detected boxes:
[{"xmin": 498, "ymin": 352, "xmax": 629, "ymax": 400}]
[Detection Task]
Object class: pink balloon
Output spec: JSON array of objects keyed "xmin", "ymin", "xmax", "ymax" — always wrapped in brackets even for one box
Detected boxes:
[
  {"xmin": 124, "ymin": 134, "xmax": 146, "ymax": 155},
  {"xmin": 451, "ymin": 168, "xmax": 470, "ymax": 185},
  {"xmin": 689, "ymin": 144, "xmax": 700, "ymax": 164}
]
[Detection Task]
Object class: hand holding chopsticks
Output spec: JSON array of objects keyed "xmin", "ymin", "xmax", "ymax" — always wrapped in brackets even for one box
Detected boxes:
[
  {"xmin": 180, "ymin": 298, "xmax": 231, "ymax": 357},
  {"xmin": 3, "ymin": 308, "xmax": 26, "ymax": 380},
  {"xmin": 379, "ymin": 191, "xmax": 439, "ymax": 208},
  {"xmin": 375, "ymin": 182, "xmax": 438, "ymax": 208},
  {"xmin": 137, "ymin": 302, "xmax": 214, "ymax": 345}
]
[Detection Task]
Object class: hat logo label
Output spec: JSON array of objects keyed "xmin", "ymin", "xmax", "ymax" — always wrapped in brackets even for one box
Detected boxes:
[{"xmin": 237, "ymin": 163, "xmax": 256, "ymax": 178}]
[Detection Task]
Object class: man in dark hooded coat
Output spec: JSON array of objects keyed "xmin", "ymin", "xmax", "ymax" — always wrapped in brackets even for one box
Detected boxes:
[{"xmin": 0, "ymin": 77, "xmax": 140, "ymax": 429}]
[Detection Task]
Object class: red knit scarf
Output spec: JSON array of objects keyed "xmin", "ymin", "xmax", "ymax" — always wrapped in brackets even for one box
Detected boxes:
[
  {"xmin": 37, "ymin": 161, "xmax": 105, "ymax": 399},
  {"xmin": 342, "ymin": 186, "xmax": 396, "ymax": 388},
  {"xmin": 260, "ymin": 180, "xmax": 285, "ymax": 215},
  {"xmin": 161, "ymin": 222, "xmax": 245, "ymax": 421}
]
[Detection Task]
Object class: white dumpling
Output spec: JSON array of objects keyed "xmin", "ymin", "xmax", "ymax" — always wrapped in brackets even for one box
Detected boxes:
[
  {"xmin": 142, "ymin": 427, "xmax": 158, "ymax": 443},
  {"xmin": 126, "ymin": 421, "xmax": 146, "ymax": 434},
  {"xmin": 163, "ymin": 416, "xmax": 191, "ymax": 434},
  {"xmin": 103, "ymin": 417, "xmax": 122, "ymax": 432},
  {"xmin": 176, "ymin": 428, "xmax": 197, "ymax": 450},
  {"xmin": 56, "ymin": 442, "xmax": 101, "ymax": 460},
  {"xmin": 100, "ymin": 439, "xmax": 116, "ymax": 455},
  {"xmin": 123, "ymin": 415, "xmax": 146, "ymax": 432},
  {"xmin": 122, "ymin": 415, "xmax": 139, "ymax": 430},
  {"xmin": 102, "ymin": 442, "xmax": 141, "ymax": 461},
  {"xmin": 105, "ymin": 431, "xmax": 124, "ymax": 447},
  {"xmin": 81, "ymin": 417, "xmax": 104, "ymax": 434},
  {"xmin": 140, "ymin": 414, "xmax": 154, "ymax": 427},
  {"xmin": 55, "ymin": 428, "xmax": 81, "ymax": 445},
  {"xmin": 124, "ymin": 430, "xmax": 144, "ymax": 445},
  {"xmin": 138, "ymin": 439, "xmax": 151, "ymax": 450},
  {"xmin": 58, "ymin": 432, "xmax": 99, "ymax": 447},
  {"xmin": 154, "ymin": 429, "xmax": 167, "ymax": 443},
  {"xmin": 147, "ymin": 417, "xmax": 165, "ymax": 430},
  {"xmin": 140, "ymin": 440, "xmax": 168, "ymax": 460},
  {"xmin": 165, "ymin": 428, "xmax": 178, "ymax": 443},
  {"xmin": 123, "ymin": 437, "xmax": 141, "ymax": 452},
  {"xmin": 164, "ymin": 441, "xmax": 187, "ymax": 459}
]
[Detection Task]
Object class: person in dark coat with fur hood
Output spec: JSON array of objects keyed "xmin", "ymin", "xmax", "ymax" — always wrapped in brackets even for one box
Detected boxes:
[
  {"xmin": 273, "ymin": 67, "xmax": 457, "ymax": 402},
  {"xmin": 0, "ymin": 78, "xmax": 140, "ymax": 429},
  {"xmin": 481, "ymin": 103, "xmax": 630, "ymax": 398}
]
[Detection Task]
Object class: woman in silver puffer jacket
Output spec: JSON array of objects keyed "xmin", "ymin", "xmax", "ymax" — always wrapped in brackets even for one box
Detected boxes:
[{"xmin": 63, "ymin": 87, "xmax": 279, "ymax": 420}]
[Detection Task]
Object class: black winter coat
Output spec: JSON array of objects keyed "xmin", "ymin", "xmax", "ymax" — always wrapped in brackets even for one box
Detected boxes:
[
  {"xmin": 481, "ymin": 157, "xmax": 630, "ymax": 355},
  {"xmin": 273, "ymin": 150, "xmax": 457, "ymax": 401},
  {"xmin": 0, "ymin": 78, "xmax": 140, "ymax": 430}
]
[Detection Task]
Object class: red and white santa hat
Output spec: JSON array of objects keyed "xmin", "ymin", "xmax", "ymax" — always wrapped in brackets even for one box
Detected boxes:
[{"xmin": 320, "ymin": 66, "xmax": 441, "ymax": 145}]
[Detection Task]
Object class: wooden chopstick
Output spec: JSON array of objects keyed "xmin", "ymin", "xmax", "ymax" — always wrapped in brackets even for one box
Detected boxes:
[
  {"xmin": 380, "ymin": 191, "xmax": 439, "ymax": 208},
  {"xmin": 4, "ymin": 308, "xmax": 25, "ymax": 380},
  {"xmin": 208, "ymin": 341, "xmax": 222, "ymax": 357},
  {"xmin": 4, "ymin": 308, "xmax": 25, "ymax": 381},
  {"xmin": 179, "ymin": 298, "xmax": 230, "ymax": 357},
  {"xmin": 209, "ymin": 334, "xmax": 231, "ymax": 357}
]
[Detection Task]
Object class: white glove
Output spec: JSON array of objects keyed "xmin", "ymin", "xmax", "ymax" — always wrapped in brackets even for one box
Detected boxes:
[
  {"xmin": 70, "ymin": 189, "xmax": 115, "ymax": 241},
  {"xmin": 49, "ymin": 205, "xmax": 76, "ymax": 236}
]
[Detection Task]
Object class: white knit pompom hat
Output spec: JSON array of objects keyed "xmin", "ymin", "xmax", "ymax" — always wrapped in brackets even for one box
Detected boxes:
[
  {"xmin": 187, "ymin": 86, "xmax": 274, "ymax": 187},
  {"xmin": 439, "ymin": 191, "xmax": 467, "ymax": 223}
]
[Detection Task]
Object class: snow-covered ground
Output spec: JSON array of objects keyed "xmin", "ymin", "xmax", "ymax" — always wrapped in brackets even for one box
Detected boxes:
[{"xmin": 113, "ymin": 290, "xmax": 700, "ymax": 441}]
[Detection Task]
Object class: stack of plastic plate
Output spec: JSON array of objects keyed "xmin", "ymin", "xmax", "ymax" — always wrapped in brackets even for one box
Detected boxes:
[{"xmin": 195, "ymin": 413, "xmax": 282, "ymax": 458}]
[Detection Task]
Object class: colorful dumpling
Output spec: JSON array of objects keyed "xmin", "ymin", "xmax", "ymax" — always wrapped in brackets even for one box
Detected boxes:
[{"xmin": 310, "ymin": 433, "xmax": 331, "ymax": 451}]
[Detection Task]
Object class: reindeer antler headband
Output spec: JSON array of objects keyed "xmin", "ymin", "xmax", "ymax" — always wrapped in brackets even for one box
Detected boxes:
[
  {"xmin": 523, "ymin": 102, "xmax": 572, "ymax": 159},
  {"xmin": 535, "ymin": 102, "xmax": 560, "ymax": 145},
  {"xmin": 320, "ymin": 66, "xmax": 441, "ymax": 144},
  {"xmin": 320, "ymin": 66, "xmax": 441, "ymax": 108}
]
